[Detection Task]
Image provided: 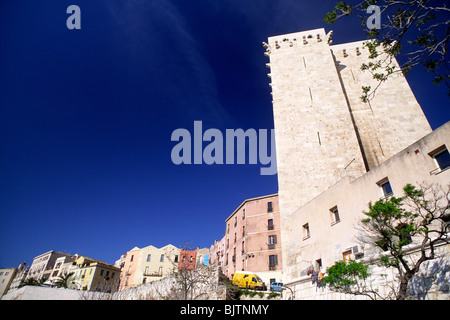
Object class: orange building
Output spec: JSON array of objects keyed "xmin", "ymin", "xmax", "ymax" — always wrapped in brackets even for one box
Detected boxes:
[{"xmin": 178, "ymin": 249, "xmax": 197, "ymax": 270}]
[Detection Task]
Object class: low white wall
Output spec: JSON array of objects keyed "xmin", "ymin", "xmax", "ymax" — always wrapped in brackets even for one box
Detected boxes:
[{"xmin": 2, "ymin": 286, "xmax": 82, "ymax": 300}]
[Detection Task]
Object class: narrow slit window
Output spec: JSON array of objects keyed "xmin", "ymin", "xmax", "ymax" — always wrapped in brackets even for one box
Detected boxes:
[
  {"xmin": 303, "ymin": 223, "xmax": 310, "ymax": 240},
  {"xmin": 330, "ymin": 206, "xmax": 340, "ymax": 225}
]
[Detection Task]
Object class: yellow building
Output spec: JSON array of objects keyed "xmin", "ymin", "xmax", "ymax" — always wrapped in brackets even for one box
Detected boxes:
[{"xmin": 71, "ymin": 256, "xmax": 120, "ymax": 293}]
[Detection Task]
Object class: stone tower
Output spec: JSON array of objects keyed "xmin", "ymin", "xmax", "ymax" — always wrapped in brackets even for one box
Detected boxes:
[{"xmin": 264, "ymin": 28, "xmax": 432, "ymax": 258}]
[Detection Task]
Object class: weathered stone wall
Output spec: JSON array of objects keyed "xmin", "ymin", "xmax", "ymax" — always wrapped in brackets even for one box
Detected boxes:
[{"xmin": 331, "ymin": 40, "xmax": 431, "ymax": 170}]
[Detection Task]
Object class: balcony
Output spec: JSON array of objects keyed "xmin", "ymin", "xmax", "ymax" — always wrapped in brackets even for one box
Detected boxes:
[{"xmin": 143, "ymin": 272, "xmax": 162, "ymax": 277}]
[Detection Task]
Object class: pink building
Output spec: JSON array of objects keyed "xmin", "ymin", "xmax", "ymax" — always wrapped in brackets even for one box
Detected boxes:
[
  {"xmin": 209, "ymin": 238, "xmax": 225, "ymax": 266},
  {"xmin": 223, "ymin": 194, "xmax": 282, "ymax": 285}
]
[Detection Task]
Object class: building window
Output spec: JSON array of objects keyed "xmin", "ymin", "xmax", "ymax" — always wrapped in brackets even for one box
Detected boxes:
[
  {"xmin": 268, "ymin": 219, "xmax": 274, "ymax": 230},
  {"xmin": 343, "ymin": 250, "xmax": 352, "ymax": 262},
  {"xmin": 268, "ymin": 235, "xmax": 277, "ymax": 249},
  {"xmin": 174, "ymin": 255, "xmax": 179, "ymax": 263},
  {"xmin": 269, "ymin": 255, "xmax": 278, "ymax": 269},
  {"xmin": 303, "ymin": 223, "xmax": 310, "ymax": 240},
  {"xmin": 330, "ymin": 206, "xmax": 340, "ymax": 225},
  {"xmin": 160, "ymin": 254, "xmax": 164, "ymax": 262},
  {"xmin": 147, "ymin": 254, "xmax": 151, "ymax": 262},
  {"xmin": 316, "ymin": 259, "xmax": 322, "ymax": 270},
  {"xmin": 377, "ymin": 177, "xmax": 393, "ymax": 198},
  {"xmin": 130, "ymin": 255, "xmax": 134, "ymax": 262},
  {"xmin": 234, "ymin": 216, "xmax": 237, "ymax": 227},
  {"xmin": 242, "ymin": 209, "xmax": 245, "ymax": 220},
  {"xmin": 268, "ymin": 201, "xmax": 273, "ymax": 212},
  {"xmin": 429, "ymin": 145, "xmax": 450, "ymax": 174}
]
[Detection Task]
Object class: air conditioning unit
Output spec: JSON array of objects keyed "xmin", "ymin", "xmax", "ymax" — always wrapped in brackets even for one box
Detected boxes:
[{"xmin": 351, "ymin": 244, "xmax": 364, "ymax": 259}]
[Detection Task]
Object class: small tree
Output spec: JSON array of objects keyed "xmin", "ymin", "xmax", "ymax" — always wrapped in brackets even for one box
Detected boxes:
[
  {"xmin": 163, "ymin": 242, "xmax": 221, "ymax": 300},
  {"xmin": 21, "ymin": 278, "xmax": 40, "ymax": 287},
  {"xmin": 322, "ymin": 260, "xmax": 384, "ymax": 299},
  {"xmin": 324, "ymin": 183, "xmax": 450, "ymax": 300}
]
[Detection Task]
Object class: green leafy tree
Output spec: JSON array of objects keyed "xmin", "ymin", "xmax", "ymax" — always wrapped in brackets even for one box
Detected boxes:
[
  {"xmin": 21, "ymin": 278, "xmax": 40, "ymax": 287},
  {"xmin": 324, "ymin": 0, "xmax": 450, "ymax": 101},
  {"xmin": 322, "ymin": 260, "xmax": 384, "ymax": 299},
  {"xmin": 360, "ymin": 183, "xmax": 450, "ymax": 299},
  {"xmin": 324, "ymin": 183, "xmax": 450, "ymax": 300}
]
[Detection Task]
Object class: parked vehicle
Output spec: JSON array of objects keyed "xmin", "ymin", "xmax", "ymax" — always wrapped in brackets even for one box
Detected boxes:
[
  {"xmin": 232, "ymin": 271, "xmax": 266, "ymax": 290},
  {"xmin": 270, "ymin": 282, "xmax": 283, "ymax": 291}
]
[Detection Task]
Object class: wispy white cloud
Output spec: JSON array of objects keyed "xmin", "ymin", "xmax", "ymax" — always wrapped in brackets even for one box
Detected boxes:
[{"xmin": 102, "ymin": 0, "xmax": 234, "ymax": 127}]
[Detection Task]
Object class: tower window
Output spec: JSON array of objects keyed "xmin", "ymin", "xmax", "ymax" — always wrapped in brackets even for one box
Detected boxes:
[
  {"xmin": 303, "ymin": 223, "xmax": 310, "ymax": 240},
  {"xmin": 330, "ymin": 206, "xmax": 340, "ymax": 225},
  {"xmin": 377, "ymin": 178, "xmax": 393, "ymax": 198},
  {"xmin": 429, "ymin": 145, "xmax": 450, "ymax": 174}
]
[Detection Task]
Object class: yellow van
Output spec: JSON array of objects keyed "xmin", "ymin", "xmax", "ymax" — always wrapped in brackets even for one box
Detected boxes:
[{"xmin": 232, "ymin": 271, "xmax": 266, "ymax": 290}]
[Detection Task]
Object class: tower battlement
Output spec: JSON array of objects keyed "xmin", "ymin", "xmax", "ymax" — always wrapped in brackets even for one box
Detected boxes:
[{"xmin": 264, "ymin": 28, "xmax": 330, "ymax": 54}]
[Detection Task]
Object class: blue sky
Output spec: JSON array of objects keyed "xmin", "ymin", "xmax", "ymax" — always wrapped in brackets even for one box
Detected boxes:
[{"xmin": 1, "ymin": 0, "xmax": 449, "ymax": 267}]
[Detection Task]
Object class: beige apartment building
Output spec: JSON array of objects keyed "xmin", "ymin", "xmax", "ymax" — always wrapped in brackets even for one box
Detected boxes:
[
  {"xmin": 223, "ymin": 194, "xmax": 282, "ymax": 285},
  {"xmin": 0, "ymin": 268, "xmax": 17, "ymax": 297},
  {"xmin": 7, "ymin": 262, "xmax": 28, "ymax": 292},
  {"xmin": 48, "ymin": 255, "xmax": 77, "ymax": 281},
  {"xmin": 119, "ymin": 244, "xmax": 180, "ymax": 290},
  {"xmin": 26, "ymin": 250, "xmax": 75, "ymax": 282},
  {"xmin": 264, "ymin": 28, "xmax": 450, "ymax": 298}
]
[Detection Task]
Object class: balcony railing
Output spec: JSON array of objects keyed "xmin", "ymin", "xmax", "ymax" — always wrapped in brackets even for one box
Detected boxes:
[
  {"xmin": 143, "ymin": 272, "xmax": 162, "ymax": 277},
  {"xmin": 430, "ymin": 161, "xmax": 450, "ymax": 175}
]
